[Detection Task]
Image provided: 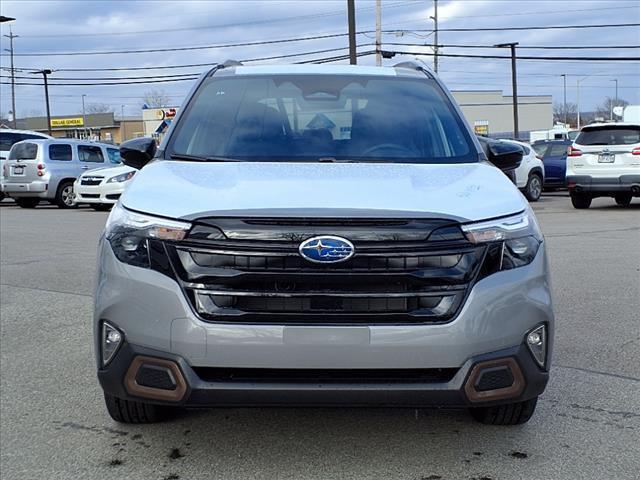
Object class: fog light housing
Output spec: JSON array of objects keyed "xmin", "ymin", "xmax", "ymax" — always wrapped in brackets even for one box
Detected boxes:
[
  {"xmin": 526, "ymin": 324, "xmax": 547, "ymax": 368},
  {"xmin": 102, "ymin": 321, "xmax": 123, "ymax": 366}
]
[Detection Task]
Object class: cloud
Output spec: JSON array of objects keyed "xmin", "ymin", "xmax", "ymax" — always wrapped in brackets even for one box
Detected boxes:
[{"xmin": 1, "ymin": 0, "xmax": 638, "ymax": 117}]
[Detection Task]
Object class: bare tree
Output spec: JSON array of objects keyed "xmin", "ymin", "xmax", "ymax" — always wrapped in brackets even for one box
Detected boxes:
[
  {"xmin": 86, "ymin": 103, "xmax": 113, "ymax": 114},
  {"xmin": 595, "ymin": 96, "xmax": 629, "ymax": 120},
  {"xmin": 141, "ymin": 89, "xmax": 171, "ymax": 108},
  {"xmin": 553, "ymin": 102, "xmax": 578, "ymax": 126}
]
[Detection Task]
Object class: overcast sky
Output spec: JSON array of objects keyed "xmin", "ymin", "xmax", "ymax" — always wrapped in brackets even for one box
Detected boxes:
[{"xmin": 1, "ymin": 0, "xmax": 638, "ymax": 119}]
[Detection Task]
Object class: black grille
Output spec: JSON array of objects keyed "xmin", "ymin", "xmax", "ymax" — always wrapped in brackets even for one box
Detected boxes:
[
  {"xmin": 192, "ymin": 367, "xmax": 459, "ymax": 384},
  {"xmin": 80, "ymin": 178, "xmax": 103, "ymax": 186},
  {"xmin": 80, "ymin": 193, "xmax": 100, "ymax": 198},
  {"xmin": 160, "ymin": 218, "xmax": 486, "ymax": 324}
]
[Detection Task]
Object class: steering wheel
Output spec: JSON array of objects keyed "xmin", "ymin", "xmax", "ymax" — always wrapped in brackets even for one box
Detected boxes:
[{"xmin": 361, "ymin": 143, "xmax": 417, "ymax": 157}]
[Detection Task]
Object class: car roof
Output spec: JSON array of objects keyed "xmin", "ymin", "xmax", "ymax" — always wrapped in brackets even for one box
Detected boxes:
[
  {"xmin": 12, "ymin": 138, "xmax": 117, "ymax": 148},
  {"xmin": 214, "ymin": 61, "xmax": 432, "ymax": 79},
  {"xmin": 581, "ymin": 122, "xmax": 640, "ymax": 129},
  {"xmin": 0, "ymin": 128, "xmax": 52, "ymax": 137}
]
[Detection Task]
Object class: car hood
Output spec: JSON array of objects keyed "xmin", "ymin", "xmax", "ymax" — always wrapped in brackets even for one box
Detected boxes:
[
  {"xmin": 80, "ymin": 164, "xmax": 135, "ymax": 178},
  {"xmin": 121, "ymin": 161, "xmax": 527, "ymax": 222}
]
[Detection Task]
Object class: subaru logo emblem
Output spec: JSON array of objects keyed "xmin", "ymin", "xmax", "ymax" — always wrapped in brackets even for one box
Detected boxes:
[{"xmin": 299, "ymin": 236, "xmax": 355, "ymax": 264}]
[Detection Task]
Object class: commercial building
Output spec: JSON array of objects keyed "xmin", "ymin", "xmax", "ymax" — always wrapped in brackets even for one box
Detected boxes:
[
  {"xmin": 142, "ymin": 106, "xmax": 180, "ymax": 140},
  {"xmin": 452, "ymin": 90, "xmax": 553, "ymax": 139},
  {"xmin": 14, "ymin": 112, "xmax": 143, "ymax": 144}
]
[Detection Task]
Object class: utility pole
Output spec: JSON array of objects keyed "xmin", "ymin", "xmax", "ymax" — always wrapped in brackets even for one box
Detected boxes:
[
  {"xmin": 347, "ymin": 0, "xmax": 357, "ymax": 64},
  {"xmin": 375, "ymin": 0, "xmax": 382, "ymax": 66},
  {"xmin": 611, "ymin": 78, "xmax": 618, "ymax": 121},
  {"xmin": 561, "ymin": 74, "xmax": 567, "ymax": 126},
  {"xmin": 495, "ymin": 42, "xmax": 519, "ymax": 139},
  {"xmin": 81, "ymin": 94, "xmax": 87, "ymax": 139},
  {"xmin": 35, "ymin": 69, "xmax": 53, "ymax": 135},
  {"xmin": 430, "ymin": 0, "xmax": 439, "ymax": 73},
  {"xmin": 3, "ymin": 25, "xmax": 18, "ymax": 128},
  {"xmin": 121, "ymin": 105, "xmax": 126, "ymax": 142}
]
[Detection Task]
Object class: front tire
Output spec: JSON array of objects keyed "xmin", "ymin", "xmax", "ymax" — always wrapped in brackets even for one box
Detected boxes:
[
  {"xmin": 15, "ymin": 198, "xmax": 40, "ymax": 208},
  {"xmin": 570, "ymin": 193, "xmax": 592, "ymax": 209},
  {"xmin": 55, "ymin": 181, "xmax": 77, "ymax": 209},
  {"xmin": 470, "ymin": 397, "xmax": 538, "ymax": 425},
  {"xmin": 104, "ymin": 393, "xmax": 170, "ymax": 424},
  {"xmin": 524, "ymin": 173, "xmax": 542, "ymax": 202},
  {"xmin": 614, "ymin": 194, "xmax": 632, "ymax": 206}
]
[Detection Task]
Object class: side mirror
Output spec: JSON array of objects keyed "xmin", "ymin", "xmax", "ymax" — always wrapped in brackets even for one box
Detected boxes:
[
  {"xmin": 120, "ymin": 137, "xmax": 157, "ymax": 170},
  {"xmin": 477, "ymin": 137, "xmax": 523, "ymax": 172}
]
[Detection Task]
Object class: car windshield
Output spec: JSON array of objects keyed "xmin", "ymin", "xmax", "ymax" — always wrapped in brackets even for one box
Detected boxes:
[
  {"xmin": 168, "ymin": 74, "xmax": 476, "ymax": 164},
  {"xmin": 576, "ymin": 126, "xmax": 640, "ymax": 146}
]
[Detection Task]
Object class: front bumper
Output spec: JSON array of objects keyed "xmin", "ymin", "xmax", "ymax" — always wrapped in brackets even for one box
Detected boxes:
[
  {"xmin": 567, "ymin": 174, "xmax": 640, "ymax": 195},
  {"xmin": 98, "ymin": 341, "xmax": 548, "ymax": 408},
  {"xmin": 94, "ymin": 238, "xmax": 554, "ymax": 407},
  {"xmin": 74, "ymin": 182, "xmax": 125, "ymax": 204}
]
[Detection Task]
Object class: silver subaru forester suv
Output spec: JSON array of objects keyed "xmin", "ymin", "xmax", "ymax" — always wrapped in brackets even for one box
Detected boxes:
[{"xmin": 95, "ymin": 62, "xmax": 553, "ymax": 425}]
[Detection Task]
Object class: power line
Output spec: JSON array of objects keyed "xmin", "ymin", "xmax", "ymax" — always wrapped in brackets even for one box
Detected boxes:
[
  {"xmin": 0, "ymin": 31, "xmax": 362, "ymax": 57},
  {"xmin": 3, "ymin": 23, "xmax": 638, "ymax": 57},
  {"xmin": 384, "ymin": 22, "xmax": 640, "ymax": 33},
  {"xmin": 383, "ymin": 43, "xmax": 640, "ymax": 50},
  {"xmin": 13, "ymin": 1, "xmax": 421, "ymax": 39},
  {"xmin": 383, "ymin": 49, "xmax": 640, "ymax": 61}
]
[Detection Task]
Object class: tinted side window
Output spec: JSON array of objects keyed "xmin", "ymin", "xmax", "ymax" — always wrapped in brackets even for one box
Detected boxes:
[
  {"xmin": 49, "ymin": 144, "xmax": 73, "ymax": 161},
  {"xmin": 106, "ymin": 148, "xmax": 122, "ymax": 164},
  {"xmin": 548, "ymin": 144, "xmax": 568, "ymax": 157},
  {"xmin": 531, "ymin": 143, "xmax": 548, "ymax": 156},
  {"xmin": 8, "ymin": 142, "xmax": 38, "ymax": 160},
  {"xmin": 0, "ymin": 132, "xmax": 22, "ymax": 151},
  {"xmin": 78, "ymin": 145, "xmax": 104, "ymax": 163},
  {"xmin": 577, "ymin": 126, "xmax": 640, "ymax": 146}
]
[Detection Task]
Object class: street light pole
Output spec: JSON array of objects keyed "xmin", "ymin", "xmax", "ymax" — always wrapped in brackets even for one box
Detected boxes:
[
  {"xmin": 375, "ymin": 0, "xmax": 382, "ymax": 66},
  {"xmin": 347, "ymin": 0, "xmax": 357, "ymax": 65},
  {"xmin": 37, "ymin": 69, "xmax": 53, "ymax": 136},
  {"xmin": 495, "ymin": 42, "xmax": 519, "ymax": 139},
  {"xmin": 3, "ymin": 25, "xmax": 18, "ymax": 128},
  {"xmin": 561, "ymin": 74, "xmax": 567, "ymax": 126},
  {"xmin": 81, "ymin": 94, "xmax": 87, "ymax": 139},
  {"xmin": 121, "ymin": 105, "xmax": 126, "ymax": 142},
  {"xmin": 430, "ymin": 0, "xmax": 439, "ymax": 73},
  {"xmin": 611, "ymin": 78, "xmax": 618, "ymax": 121}
]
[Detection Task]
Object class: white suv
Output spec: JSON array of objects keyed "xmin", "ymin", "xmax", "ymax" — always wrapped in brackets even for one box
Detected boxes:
[
  {"xmin": 566, "ymin": 123, "xmax": 640, "ymax": 209},
  {"xmin": 500, "ymin": 139, "xmax": 544, "ymax": 202}
]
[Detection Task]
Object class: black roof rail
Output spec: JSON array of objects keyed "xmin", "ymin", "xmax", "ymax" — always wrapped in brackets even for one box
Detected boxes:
[{"xmin": 221, "ymin": 59, "xmax": 243, "ymax": 68}]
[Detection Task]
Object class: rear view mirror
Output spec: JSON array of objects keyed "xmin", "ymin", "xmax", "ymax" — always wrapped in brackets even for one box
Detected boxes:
[
  {"xmin": 120, "ymin": 137, "xmax": 157, "ymax": 170},
  {"xmin": 477, "ymin": 137, "xmax": 523, "ymax": 172}
]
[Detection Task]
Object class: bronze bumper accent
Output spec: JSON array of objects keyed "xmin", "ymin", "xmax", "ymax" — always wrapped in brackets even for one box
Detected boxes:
[
  {"xmin": 464, "ymin": 357, "xmax": 525, "ymax": 403},
  {"xmin": 124, "ymin": 356, "xmax": 188, "ymax": 402}
]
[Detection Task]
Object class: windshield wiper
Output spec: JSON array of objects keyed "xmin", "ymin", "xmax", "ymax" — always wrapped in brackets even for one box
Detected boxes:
[{"xmin": 170, "ymin": 153, "xmax": 241, "ymax": 162}]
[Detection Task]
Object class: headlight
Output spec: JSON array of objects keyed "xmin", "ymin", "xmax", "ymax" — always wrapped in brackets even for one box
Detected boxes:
[
  {"xmin": 105, "ymin": 203, "xmax": 191, "ymax": 267},
  {"xmin": 107, "ymin": 171, "xmax": 136, "ymax": 183},
  {"xmin": 461, "ymin": 208, "xmax": 542, "ymax": 271}
]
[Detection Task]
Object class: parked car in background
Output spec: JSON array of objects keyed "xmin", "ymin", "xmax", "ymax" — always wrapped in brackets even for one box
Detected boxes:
[
  {"xmin": 476, "ymin": 136, "xmax": 523, "ymax": 186},
  {"xmin": 566, "ymin": 122, "xmax": 640, "ymax": 209},
  {"xmin": 73, "ymin": 163, "xmax": 136, "ymax": 210},
  {"xmin": 499, "ymin": 139, "xmax": 544, "ymax": 202},
  {"xmin": 1, "ymin": 139, "xmax": 121, "ymax": 208},
  {"xmin": 531, "ymin": 139, "xmax": 572, "ymax": 189},
  {"xmin": 0, "ymin": 129, "xmax": 52, "ymax": 200}
]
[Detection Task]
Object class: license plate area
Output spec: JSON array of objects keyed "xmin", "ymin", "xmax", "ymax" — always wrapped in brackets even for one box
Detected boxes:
[
  {"xmin": 598, "ymin": 153, "xmax": 615, "ymax": 163},
  {"xmin": 12, "ymin": 165, "xmax": 25, "ymax": 175}
]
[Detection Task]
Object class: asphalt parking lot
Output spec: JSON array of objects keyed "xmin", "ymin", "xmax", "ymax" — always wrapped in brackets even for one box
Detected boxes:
[{"xmin": 1, "ymin": 194, "xmax": 639, "ymax": 480}]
